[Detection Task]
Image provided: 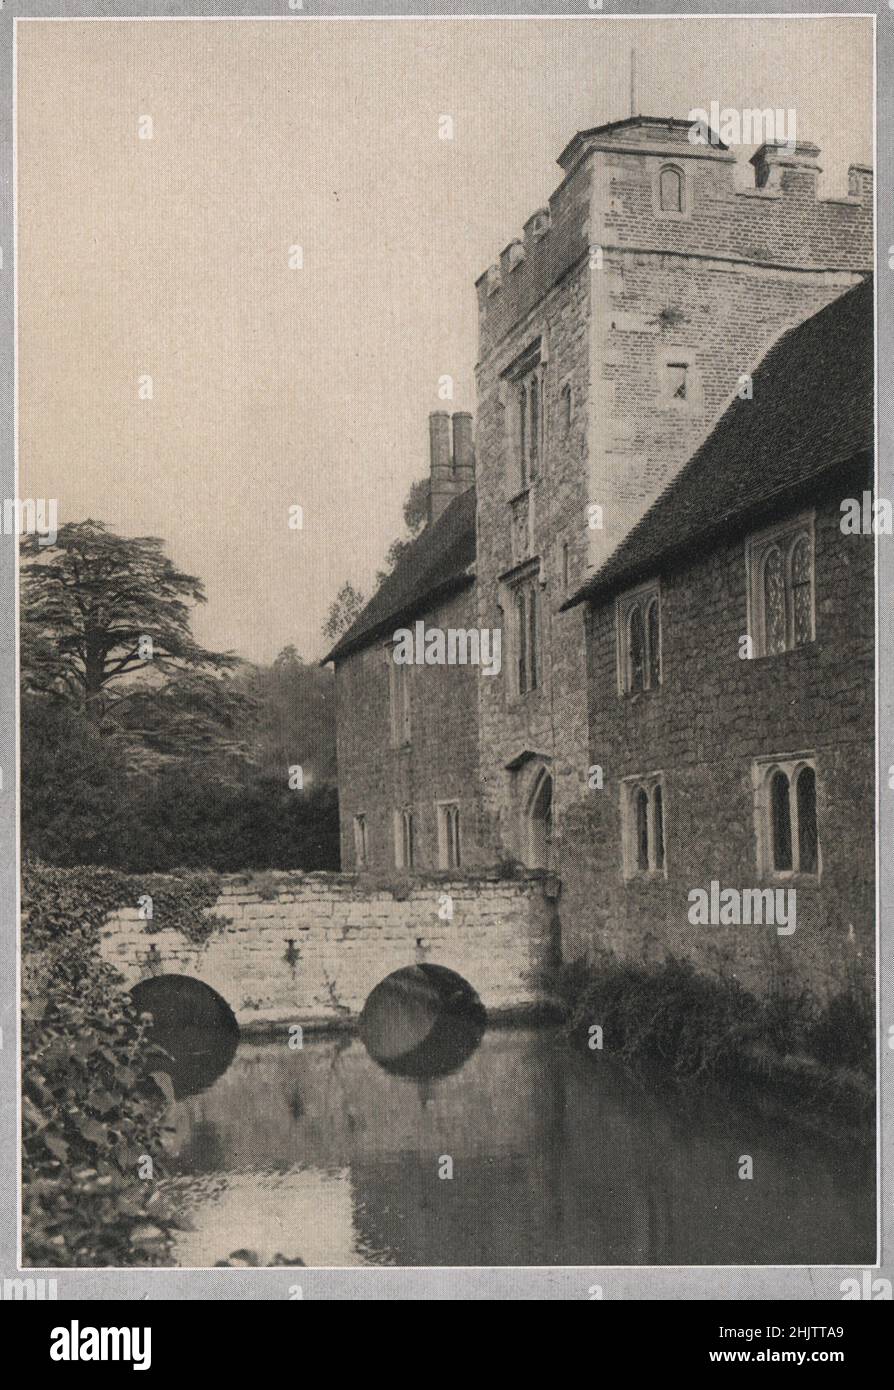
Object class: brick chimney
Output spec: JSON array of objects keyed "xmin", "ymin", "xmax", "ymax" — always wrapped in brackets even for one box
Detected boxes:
[
  {"xmin": 428, "ymin": 411, "xmax": 475, "ymax": 524},
  {"xmin": 452, "ymin": 412, "xmax": 475, "ymax": 492}
]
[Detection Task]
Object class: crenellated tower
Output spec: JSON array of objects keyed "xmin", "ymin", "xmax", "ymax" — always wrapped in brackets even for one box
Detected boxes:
[{"xmin": 472, "ymin": 113, "xmax": 873, "ymax": 872}]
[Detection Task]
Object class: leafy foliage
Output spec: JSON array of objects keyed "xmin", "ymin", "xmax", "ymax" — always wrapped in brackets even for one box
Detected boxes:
[
  {"xmin": 321, "ymin": 581, "xmax": 366, "ymax": 644},
  {"xmin": 233, "ymin": 645, "xmax": 336, "ymax": 786},
  {"xmin": 554, "ymin": 953, "xmax": 761, "ymax": 1079},
  {"xmin": 550, "ymin": 951, "xmax": 875, "ymax": 1083},
  {"xmin": 22, "ymin": 652, "xmax": 340, "ymax": 873},
  {"xmin": 21, "ymin": 865, "xmax": 185, "ymax": 1267},
  {"xmin": 21, "ymin": 520, "xmax": 252, "ymax": 767},
  {"xmin": 374, "ymin": 475, "xmax": 430, "ymax": 587}
]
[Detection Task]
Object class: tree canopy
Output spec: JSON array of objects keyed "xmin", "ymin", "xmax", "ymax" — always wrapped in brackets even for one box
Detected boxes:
[{"xmin": 21, "ymin": 520, "xmax": 251, "ymax": 765}]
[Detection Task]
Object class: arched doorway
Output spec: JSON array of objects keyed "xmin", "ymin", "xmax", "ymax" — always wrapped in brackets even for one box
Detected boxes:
[{"xmin": 526, "ymin": 768, "xmax": 553, "ymax": 870}]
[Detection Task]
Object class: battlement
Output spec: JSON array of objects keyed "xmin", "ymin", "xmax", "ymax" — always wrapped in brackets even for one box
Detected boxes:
[{"xmin": 476, "ymin": 115, "xmax": 873, "ymax": 360}]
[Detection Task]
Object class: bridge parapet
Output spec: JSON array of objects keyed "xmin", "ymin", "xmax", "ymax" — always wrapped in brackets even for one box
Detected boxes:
[{"xmin": 98, "ymin": 870, "xmax": 558, "ymax": 1028}]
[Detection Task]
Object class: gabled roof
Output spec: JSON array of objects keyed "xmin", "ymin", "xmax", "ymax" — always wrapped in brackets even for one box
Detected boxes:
[
  {"xmin": 322, "ymin": 487, "xmax": 477, "ymax": 664},
  {"xmin": 563, "ymin": 276, "xmax": 874, "ymax": 610}
]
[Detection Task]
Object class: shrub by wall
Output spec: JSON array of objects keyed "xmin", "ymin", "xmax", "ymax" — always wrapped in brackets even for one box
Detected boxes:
[{"xmin": 20, "ymin": 863, "xmax": 219, "ymax": 1266}]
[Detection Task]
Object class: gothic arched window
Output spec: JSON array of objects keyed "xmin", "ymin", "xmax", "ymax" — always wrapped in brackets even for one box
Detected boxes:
[
  {"xmin": 619, "ymin": 584, "xmax": 661, "ymax": 694},
  {"xmin": 762, "ymin": 547, "xmax": 786, "ymax": 656},
  {"xmin": 748, "ymin": 516, "xmax": 815, "ymax": 656},
  {"xmin": 755, "ymin": 756, "xmax": 820, "ymax": 878},
  {"xmin": 770, "ymin": 769, "xmax": 793, "ymax": 872},
  {"xmin": 624, "ymin": 773, "xmax": 667, "ymax": 877},
  {"xmin": 796, "ymin": 766, "xmax": 818, "ymax": 874}
]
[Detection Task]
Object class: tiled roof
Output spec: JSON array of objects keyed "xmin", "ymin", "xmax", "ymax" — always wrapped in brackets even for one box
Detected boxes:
[
  {"xmin": 322, "ymin": 487, "xmax": 476, "ymax": 663},
  {"xmin": 563, "ymin": 276, "xmax": 873, "ymax": 610}
]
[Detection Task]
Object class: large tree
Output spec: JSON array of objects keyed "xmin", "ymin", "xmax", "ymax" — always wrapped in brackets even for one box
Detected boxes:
[
  {"xmin": 234, "ymin": 644, "xmax": 336, "ymax": 786},
  {"xmin": 21, "ymin": 520, "xmax": 251, "ymax": 763}
]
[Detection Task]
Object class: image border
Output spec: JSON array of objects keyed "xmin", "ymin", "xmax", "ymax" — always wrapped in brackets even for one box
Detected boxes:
[{"xmin": 2, "ymin": 0, "xmax": 888, "ymax": 1301}]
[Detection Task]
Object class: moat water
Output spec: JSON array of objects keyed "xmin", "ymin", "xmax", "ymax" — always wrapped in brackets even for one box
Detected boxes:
[{"xmin": 158, "ymin": 1025, "xmax": 875, "ymax": 1268}]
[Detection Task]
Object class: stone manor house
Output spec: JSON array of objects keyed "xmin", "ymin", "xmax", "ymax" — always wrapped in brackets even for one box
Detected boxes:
[{"xmin": 323, "ymin": 114, "xmax": 874, "ymax": 1002}]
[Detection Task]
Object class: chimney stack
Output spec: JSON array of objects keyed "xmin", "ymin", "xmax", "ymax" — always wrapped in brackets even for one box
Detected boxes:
[
  {"xmin": 452, "ymin": 412, "xmax": 475, "ymax": 491},
  {"xmin": 428, "ymin": 411, "xmax": 475, "ymax": 525},
  {"xmin": 750, "ymin": 140, "xmax": 821, "ymax": 192}
]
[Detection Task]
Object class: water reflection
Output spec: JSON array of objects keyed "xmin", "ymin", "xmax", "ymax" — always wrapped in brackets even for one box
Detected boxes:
[
  {"xmin": 131, "ymin": 975, "xmax": 239, "ymax": 1100},
  {"xmin": 160, "ymin": 1028, "xmax": 875, "ymax": 1268},
  {"xmin": 359, "ymin": 963, "xmax": 486, "ymax": 1078}
]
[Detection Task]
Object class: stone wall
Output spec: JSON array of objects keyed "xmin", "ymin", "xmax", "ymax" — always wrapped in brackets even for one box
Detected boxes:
[
  {"xmin": 334, "ymin": 584, "xmax": 491, "ymax": 871},
  {"xmin": 559, "ymin": 472, "xmax": 875, "ymax": 1005},
  {"xmin": 470, "ymin": 117, "xmax": 871, "ymax": 883},
  {"xmin": 98, "ymin": 870, "xmax": 558, "ymax": 1027},
  {"xmin": 474, "ymin": 257, "xmax": 593, "ymax": 869}
]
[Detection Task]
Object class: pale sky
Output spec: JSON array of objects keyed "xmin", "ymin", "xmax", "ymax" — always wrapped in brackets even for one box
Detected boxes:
[{"xmin": 17, "ymin": 16, "xmax": 873, "ymax": 663}]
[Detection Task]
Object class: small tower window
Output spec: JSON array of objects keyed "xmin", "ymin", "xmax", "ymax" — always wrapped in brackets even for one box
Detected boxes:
[
  {"xmin": 659, "ymin": 165, "xmax": 684, "ymax": 214},
  {"xmin": 667, "ymin": 363, "xmax": 688, "ymax": 402},
  {"xmin": 561, "ymin": 381, "xmax": 573, "ymax": 431}
]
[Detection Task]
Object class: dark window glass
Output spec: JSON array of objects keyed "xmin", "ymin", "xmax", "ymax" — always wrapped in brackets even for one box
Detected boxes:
[
  {"xmin": 562, "ymin": 383, "xmax": 572, "ymax": 429},
  {"xmin": 763, "ymin": 548, "xmax": 786, "ymax": 655},
  {"xmin": 646, "ymin": 599, "xmax": 660, "ymax": 688},
  {"xmin": 796, "ymin": 767, "xmax": 818, "ymax": 873},
  {"xmin": 527, "ymin": 584, "xmax": 539, "ymax": 690},
  {"xmin": 516, "ymin": 588, "xmax": 528, "ymax": 693},
  {"xmin": 790, "ymin": 534, "xmax": 812, "ymax": 648},
  {"xmin": 518, "ymin": 384, "xmax": 528, "ymax": 487},
  {"xmin": 770, "ymin": 770, "xmax": 792, "ymax": 871},
  {"xmin": 660, "ymin": 166, "xmax": 683, "ymax": 212},
  {"xmin": 629, "ymin": 606, "xmax": 645, "ymax": 692},
  {"xmin": 529, "ymin": 377, "xmax": 540, "ymax": 475},
  {"xmin": 652, "ymin": 785, "xmax": 664, "ymax": 870},
  {"xmin": 667, "ymin": 363, "xmax": 688, "ymax": 400},
  {"xmin": 636, "ymin": 787, "xmax": 650, "ymax": 871}
]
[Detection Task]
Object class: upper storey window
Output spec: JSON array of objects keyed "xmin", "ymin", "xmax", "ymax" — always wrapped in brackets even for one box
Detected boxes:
[
  {"xmin": 516, "ymin": 368, "xmax": 543, "ymax": 488},
  {"xmin": 660, "ymin": 166, "xmax": 683, "ymax": 212},
  {"xmin": 617, "ymin": 582, "xmax": 661, "ymax": 695},
  {"xmin": 746, "ymin": 514, "xmax": 815, "ymax": 658},
  {"xmin": 654, "ymin": 163, "xmax": 689, "ymax": 220},
  {"xmin": 503, "ymin": 342, "xmax": 545, "ymax": 494}
]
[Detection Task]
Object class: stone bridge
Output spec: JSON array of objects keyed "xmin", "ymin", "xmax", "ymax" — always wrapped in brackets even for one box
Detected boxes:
[{"xmin": 98, "ymin": 870, "xmax": 558, "ymax": 1029}]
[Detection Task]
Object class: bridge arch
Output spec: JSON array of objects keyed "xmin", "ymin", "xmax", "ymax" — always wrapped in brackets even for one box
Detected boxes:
[
  {"xmin": 359, "ymin": 964, "xmax": 486, "ymax": 1077},
  {"xmin": 99, "ymin": 870, "xmax": 553, "ymax": 1028},
  {"xmin": 130, "ymin": 974, "xmax": 239, "ymax": 1099}
]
